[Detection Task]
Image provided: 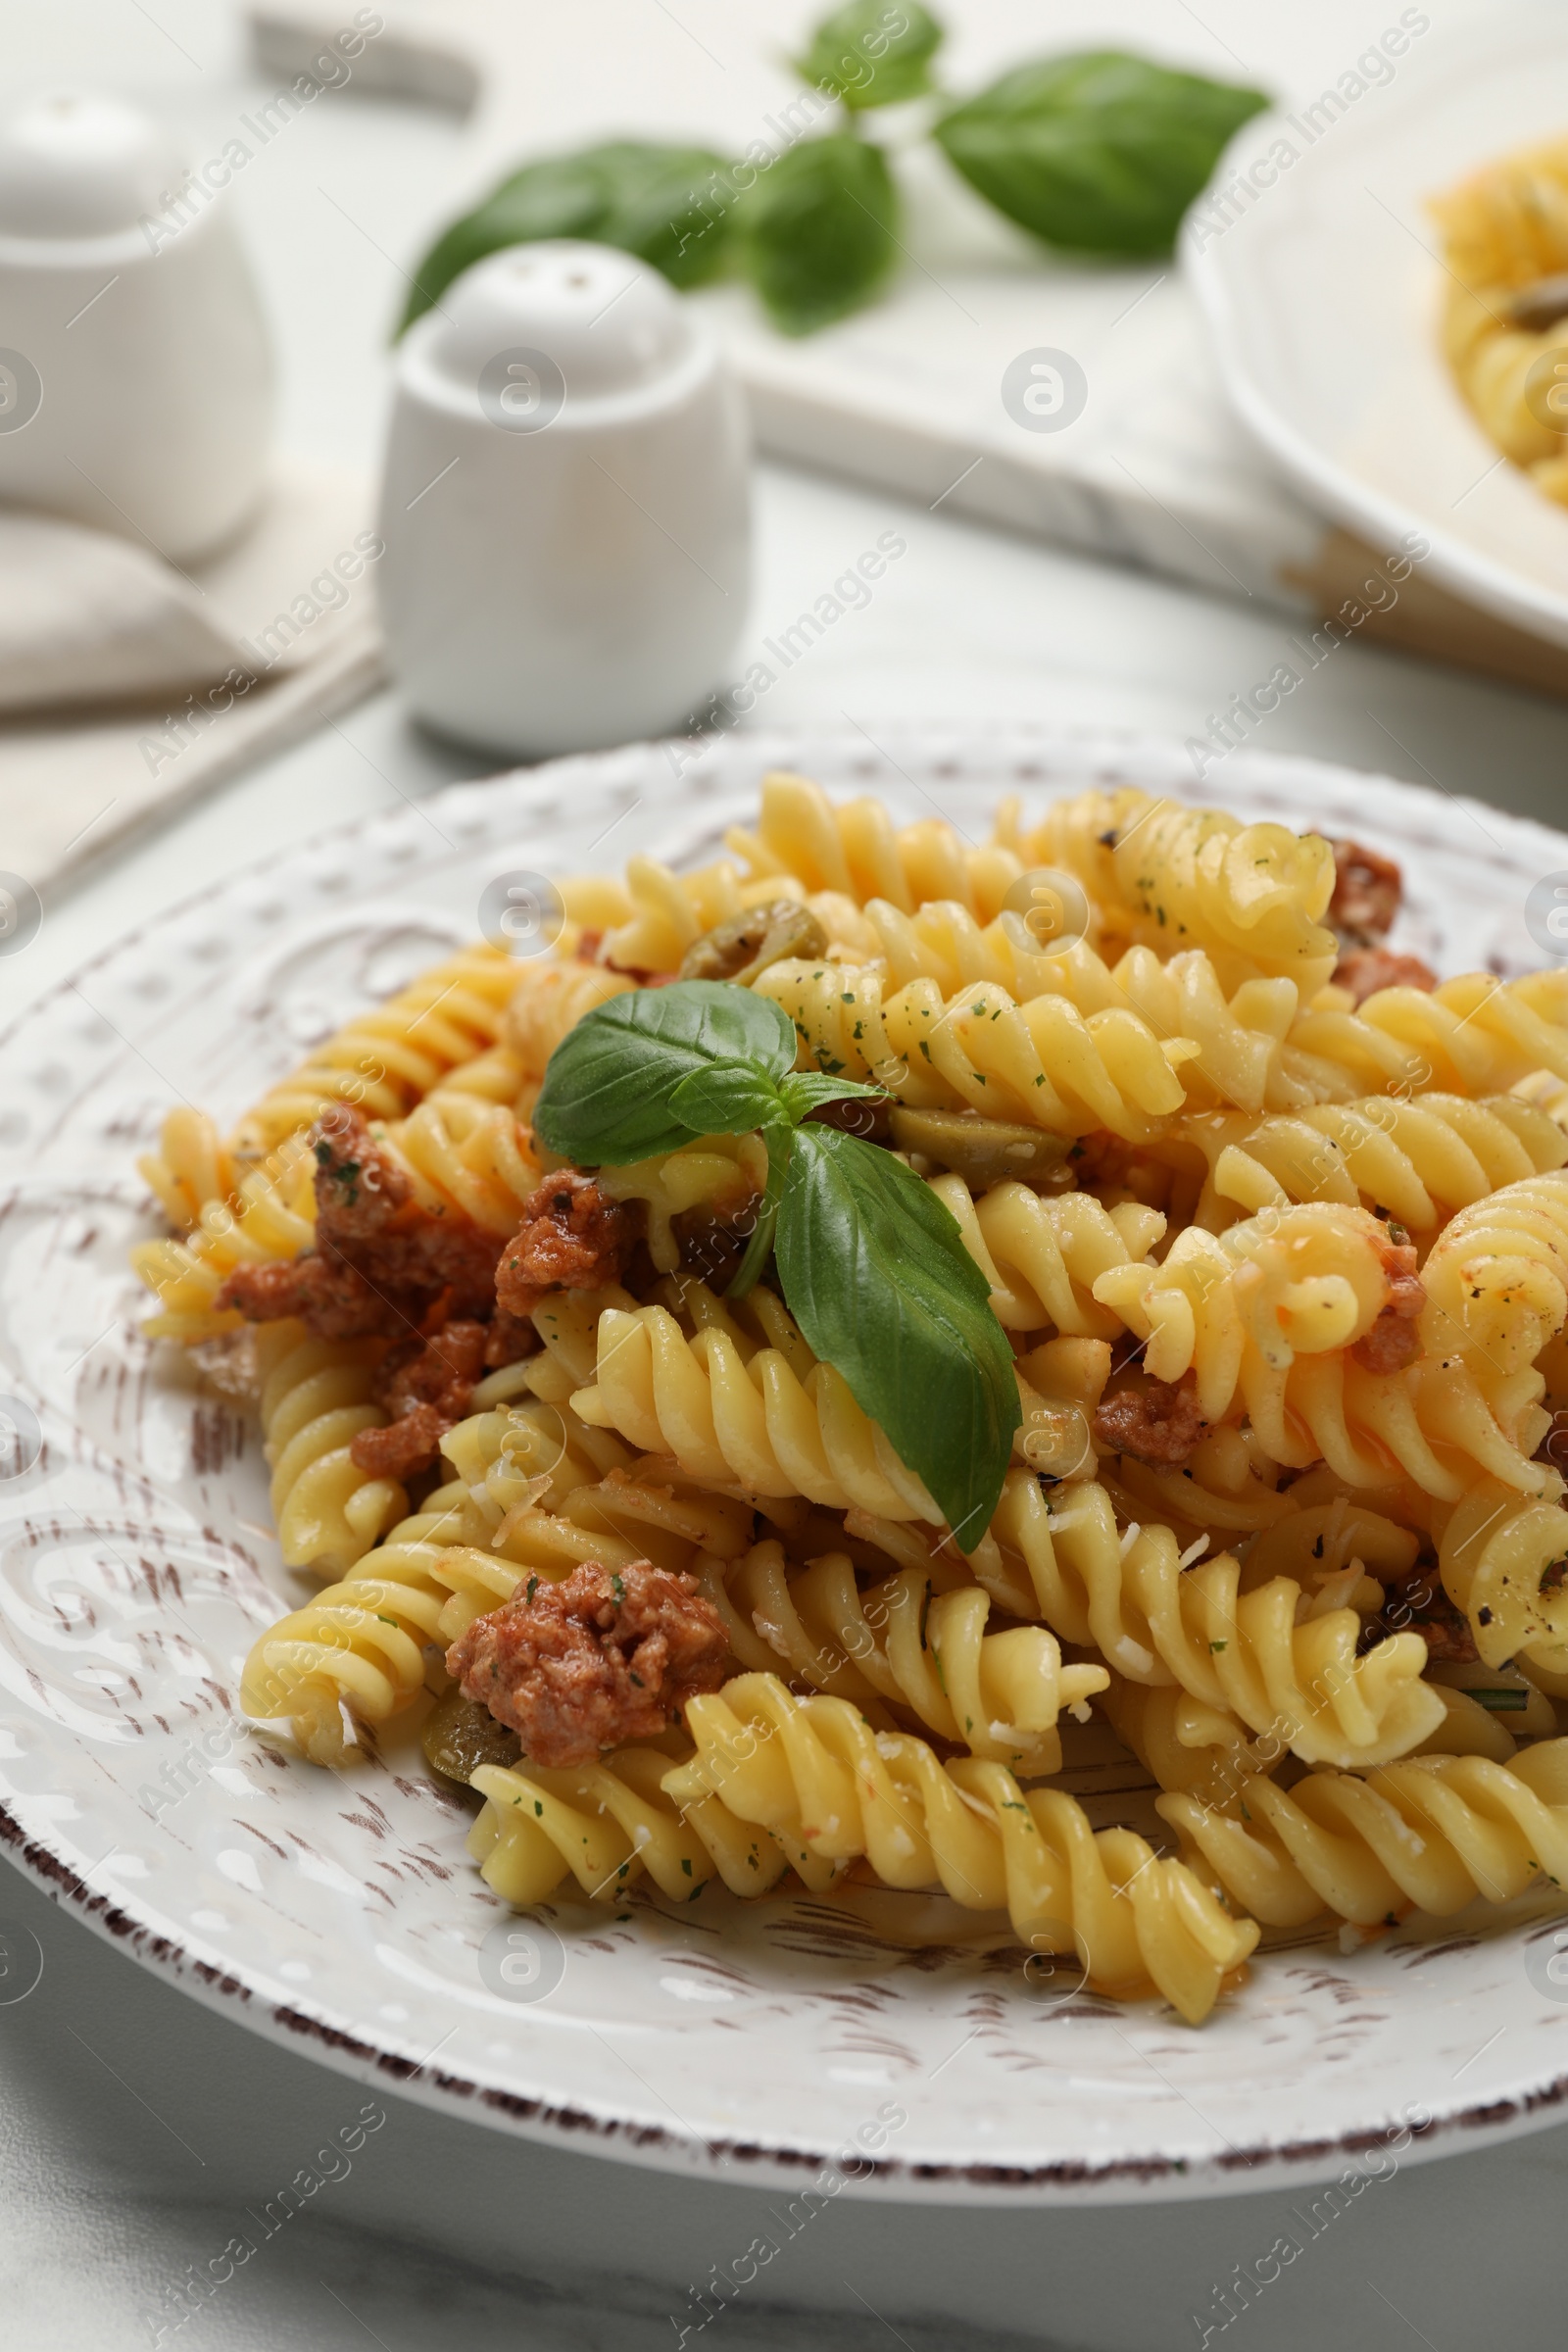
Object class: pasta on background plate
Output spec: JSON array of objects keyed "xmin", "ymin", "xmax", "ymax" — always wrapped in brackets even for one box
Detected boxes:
[{"xmin": 132, "ymin": 770, "xmax": 1568, "ymax": 2027}]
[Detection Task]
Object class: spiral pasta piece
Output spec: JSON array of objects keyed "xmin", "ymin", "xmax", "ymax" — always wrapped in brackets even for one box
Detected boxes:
[
  {"xmin": 1093, "ymin": 1202, "xmax": 1395, "ymax": 1416},
  {"xmin": 702, "ymin": 1540, "xmax": 1105, "ymax": 1770},
  {"xmin": 981, "ymin": 1471, "xmax": 1444, "ymax": 1767},
  {"xmin": 1285, "ymin": 967, "xmax": 1568, "ymax": 1102},
  {"xmin": 1419, "ymin": 1170, "xmax": 1568, "ymax": 1372},
  {"xmin": 229, "ymin": 943, "xmax": 521, "ymax": 1158},
  {"xmin": 503, "ymin": 957, "xmax": 634, "ymax": 1097},
  {"xmin": 571, "ymin": 1302, "xmax": 943, "ymax": 1521},
  {"xmin": 1101, "ymin": 1307, "xmax": 1547, "ymax": 1508},
  {"xmin": 847, "ymin": 906, "xmax": 1321, "ymax": 1121},
  {"xmin": 1168, "ymin": 1093, "xmax": 1567, "ymax": 1233},
  {"xmin": 1093, "ymin": 1199, "xmax": 1555, "ymax": 1494},
  {"xmin": 258, "ymin": 1326, "xmax": 407, "ymax": 1574},
  {"xmin": 137, "ymin": 1107, "xmax": 242, "ymax": 1234},
  {"xmin": 757, "ymin": 958, "xmax": 1197, "ymax": 1142},
  {"xmin": 993, "ymin": 786, "xmax": 1339, "ymax": 992},
  {"xmin": 597, "ymin": 1134, "xmax": 768, "ymax": 1273},
  {"xmin": 133, "ymin": 1133, "xmax": 318, "ymax": 1342},
  {"xmin": 1432, "ymin": 138, "xmax": 1568, "ymax": 496},
  {"xmin": 933, "ymin": 1174, "xmax": 1164, "ymax": 1338},
  {"xmin": 470, "ymin": 1749, "xmax": 796, "ymax": 1905},
  {"xmin": 725, "ymin": 769, "xmax": 1022, "ymax": 920},
  {"xmin": 1158, "ymin": 1740, "xmax": 1568, "ymax": 1928},
  {"xmin": 1099, "ymin": 1676, "xmax": 1286, "ymax": 1801},
  {"xmin": 663, "ymin": 1674, "xmax": 1258, "ymax": 2021},
  {"xmin": 384, "ymin": 1094, "xmax": 543, "ymax": 1235},
  {"xmin": 1436, "ymin": 1477, "xmax": 1568, "ymax": 1670}
]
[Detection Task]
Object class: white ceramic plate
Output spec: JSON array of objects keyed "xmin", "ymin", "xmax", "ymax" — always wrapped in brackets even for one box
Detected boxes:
[
  {"xmin": 4, "ymin": 725, "xmax": 1568, "ymax": 2205},
  {"xmin": 1184, "ymin": 1, "xmax": 1568, "ymax": 648}
]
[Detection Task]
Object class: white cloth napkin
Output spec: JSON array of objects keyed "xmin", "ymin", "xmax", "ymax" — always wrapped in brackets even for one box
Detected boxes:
[{"xmin": 0, "ymin": 462, "xmax": 384, "ymax": 893}]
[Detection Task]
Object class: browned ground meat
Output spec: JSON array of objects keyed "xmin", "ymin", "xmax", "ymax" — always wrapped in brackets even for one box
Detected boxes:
[
  {"xmin": 1536, "ymin": 1409, "xmax": 1568, "ymax": 1471},
  {"xmin": 349, "ymin": 1319, "xmax": 489, "ymax": 1479},
  {"xmin": 1376, "ymin": 1568, "xmax": 1479, "ymax": 1664},
  {"xmin": 1093, "ymin": 1376, "xmax": 1207, "ymax": 1466},
  {"xmin": 446, "ymin": 1558, "xmax": 730, "ymax": 1767},
  {"xmin": 1328, "ymin": 838, "xmax": 1402, "ymax": 946},
  {"xmin": 374, "ymin": 1318, "xmax": 488, "ymax": 1418},
  {"xmin": 215, "ymin": 1251, "xmax": 396, "ymax": 1339},
  {"xmin": 351, "ymin": 1403, "xmax": 448, "ymax": 1483},
  {"xmin": 1332, "ymin": 947, "xmax": 1438, "ymax": 1004},
  {"xmin": 218, "ymin": 1106, "xmax": 502, "ymax": 1340},
  {"xmin": 1351, "ymin": 1238, "xmax": 1426, "ymax": 1374},
  {"xmin": 495, "ymin": 1172, "xmax": 642, "ymax": 1318},
  {"xmin": 484, "ymin": 1307, "xmax": 541, "ymax": 1368}
]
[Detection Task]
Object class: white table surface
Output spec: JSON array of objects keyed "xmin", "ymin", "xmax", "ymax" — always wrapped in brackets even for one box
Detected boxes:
[{"xmin": 7, "ymin": 6, "xmax": 1568, "ymax": 2348}]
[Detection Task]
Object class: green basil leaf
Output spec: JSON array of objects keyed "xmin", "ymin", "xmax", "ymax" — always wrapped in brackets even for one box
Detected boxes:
[
  {"xmin": 579, "ymin": 141, "xmax": 738, "ymax": 288},
  {"xmin": 737, "ymin": 135, "xmax": 899, "ymax": 334},
  {"xmin": 934, "ymin": 51, "xmax": 1268, "ymax": 259},
  {"xmin": 399, "ymin": 157, "xmax": 605, "ymax": 333},
  {"xmin": 775, "ymin": 1126, "xmax": 1017, "ymax": 1544},
  {"xmin": 797, "ymin": 2, "xmax": 945, "ymax": 111},
  {"xmin": 727, "ymin": 1125, "xmax": 792, "ymax": 1299},
  {"xmin": 668, "ymin": 1064, "xmax": 787, "ymax": 1137},
  {"xmin": 778, "ymin": 1071, "xmax": 886, "ymax": 1122},
  {"xmin": 533, "ymin": 982, "xmax": 796, "ymax": 1165},
  {"xmin": 399, "ymin": 141, "xmax": 735, "ymax": 333}
]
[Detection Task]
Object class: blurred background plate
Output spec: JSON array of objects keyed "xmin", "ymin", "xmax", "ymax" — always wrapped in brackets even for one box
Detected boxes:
[{"xmin": 1186, "ymin": 0, "xmax": 1568, "ymax": 649}]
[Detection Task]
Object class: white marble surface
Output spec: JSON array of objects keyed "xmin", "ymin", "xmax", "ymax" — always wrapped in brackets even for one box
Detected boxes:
[{"xmin": 7, "ymin": 4, "xmax": 1568, "ymax": 2347}]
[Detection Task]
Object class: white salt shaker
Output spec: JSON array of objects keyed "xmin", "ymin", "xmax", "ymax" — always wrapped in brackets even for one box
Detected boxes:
[
  {"xmin": 0, "ymin": 90, "xmax": 272, "ymax": 563},
  {"xmin": 375, "ymin": 240, "xmax": 751, "ymax": 758}
]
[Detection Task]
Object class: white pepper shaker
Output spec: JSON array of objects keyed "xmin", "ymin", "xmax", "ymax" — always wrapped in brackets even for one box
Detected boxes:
[
  {"xmin": 0, "ymin": 90, "xmax": 272, "ymax": 563},
  {"xmin": 375, "ymin": 240, "xmax": 751, "ymax": 758}
]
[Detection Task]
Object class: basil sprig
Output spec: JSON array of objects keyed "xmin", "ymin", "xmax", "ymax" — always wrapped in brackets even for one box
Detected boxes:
[
  {"xmin": 533, "ymin": 981, "xmax": 1018, "ymax": 1544},
  {"xmin": 400, "ymin": 7, "xmax": 1269, "ymax": 339}
]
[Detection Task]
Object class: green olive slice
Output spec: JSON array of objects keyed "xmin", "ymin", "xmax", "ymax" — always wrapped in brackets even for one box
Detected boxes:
[
  {"xmin": 888, "ymin": 1106, "xmax": 1069, "ymax": 1188},
  {"xmin": 1507, "ymin": 272, "xmax": 1568, "ymax": 334},
  {"xmin": 421, "ymin": 1686, "xmax": 521, "ymax": 1786},
  {"xmin": 679, "ymin": 900, "xmax": 829, "ymax": 987}
]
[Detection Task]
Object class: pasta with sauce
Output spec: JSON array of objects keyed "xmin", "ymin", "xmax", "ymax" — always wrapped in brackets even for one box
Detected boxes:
[{"xmin": 130, "ymin": 767, "xmax": 1568, "ymax": 2027}]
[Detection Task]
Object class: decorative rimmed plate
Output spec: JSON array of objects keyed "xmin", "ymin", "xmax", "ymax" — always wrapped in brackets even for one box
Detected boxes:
[
  {"xmin": 1185, "ymin": 1, "xmax": 1568, "ymax": 649},
  {"xmin": 3, "ymin": 724, "xmax": 1568, "ymax": 2205}
]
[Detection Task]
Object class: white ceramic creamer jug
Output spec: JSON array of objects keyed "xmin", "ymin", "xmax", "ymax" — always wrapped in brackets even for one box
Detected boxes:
[
  {"xmin": 0, "ymin": 90, "xmax": 272, "ymax": 563},
  {"xmin": 375, "ymin": 240, "xmax": 751, "ymax": 758}
]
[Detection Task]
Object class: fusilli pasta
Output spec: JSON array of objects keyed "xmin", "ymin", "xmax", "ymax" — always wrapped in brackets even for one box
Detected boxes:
[
  {"xmin": 664, "ymin": 1672, "xmax": 1258, "ymax": 2022},
  {"xmin": 757, "ymin": 957, "xmax": 1197, "ymax": 1141},
  {"xmin": 993, "ymin": 785, "xmax": 1340, "ymax": 991},
  {"xmin": 1165, "ymin": 1093, "xmax": 1567, "ymax": 1232},
  {"xmin": 258, "ymin": 1325, "xmax": 408, "ymax": 1575},
  {"xmin": 572, "ymin": 1300, "xmax": 945, "ymax": 1521},
  {"xmin": 979, "ymin": 1473, "xmax": 1442, "ymax": 1767},
  {"xmin": 727, "ymin": 770, "xmax": 1021, "ymax": 920},
  {"xmin": 230, "ymin": 943, "xmax": 521, "ymax": 1158},
  {"xmin": 470, "ymin": 1748, "xmax": 796, "ymax": 1904},
  {"xmin": 1159, "ymin": 1741, "xmax": 1568, "ymax": 1928},
  {"xmin": 697, "ymin": 1539, "xmax": 1106, "ymax": 1770}
]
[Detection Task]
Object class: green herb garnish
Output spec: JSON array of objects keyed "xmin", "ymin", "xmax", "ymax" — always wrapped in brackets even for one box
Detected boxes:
[
  {"xmin": 936, "ymin": 53, "xmax": 1266, "ymax": 259},
  {"xmin": 534, "ymin": 980, "xmax": 1018, "ymax": 1544},
  {"xmin": 797, "ymin": 0, "xmax": 943, "ymax": 109},
  {"xmin": 399, "ymin": 12, "xmax": 1268, "ymax": 336}
]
